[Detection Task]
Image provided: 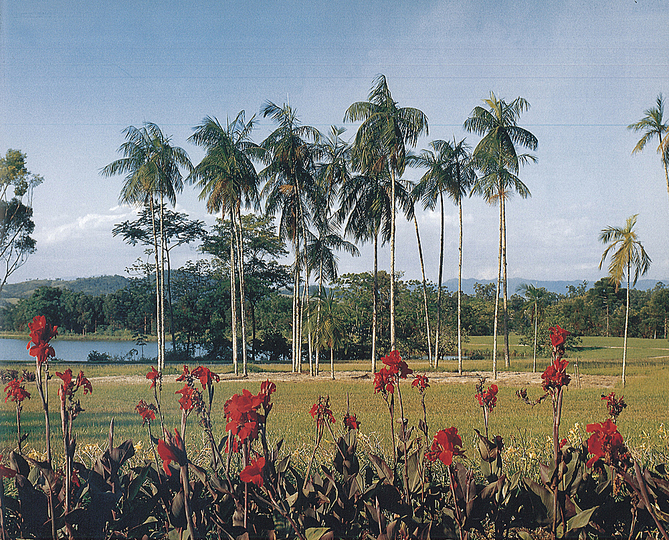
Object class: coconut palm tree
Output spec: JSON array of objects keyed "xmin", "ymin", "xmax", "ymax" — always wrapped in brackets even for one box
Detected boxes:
[
  {"xmin": 464, "ymin": 93, "xmax": 537, "ymax": 377},
  {"xmin": 344, "ymin": 75, "xmax": 428, "ymax": 350},
  {"xmin": 628, "ymin": 94, "xmax": 669, "ymax": 204},
  {"xmin": 599, "ymin": 214, "xmax": 651, "ymax": 387},
  {"xmin": 188, "ymin": 112, "xmax": 259, "ymax": 375},
  {"xmin": 259, "ymin": 102, "xmax": 321, "ymax": 372},
  {"xmin": 102, "ymin": 122, "xmax": 192, "ymax": 373},
  {"xmin": 517, "ymin": 283, "xmax": 552, "ymax": 372}
]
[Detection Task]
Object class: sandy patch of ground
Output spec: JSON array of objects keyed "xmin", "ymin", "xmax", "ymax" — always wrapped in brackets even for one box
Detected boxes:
[{"xmin": 90, "ymin": 370, "xmax": 617, "ymax": 389}]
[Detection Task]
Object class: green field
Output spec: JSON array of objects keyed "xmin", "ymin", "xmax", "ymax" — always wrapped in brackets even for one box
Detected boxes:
[{"xmin": 2, "ymin": 335, "xmax": 669, "ymax": 476}]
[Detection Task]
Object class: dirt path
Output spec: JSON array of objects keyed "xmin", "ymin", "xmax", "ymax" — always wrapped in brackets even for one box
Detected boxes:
[{"xmin": 91, "ymin": 370, "xmax": 617, "ymax": 389}]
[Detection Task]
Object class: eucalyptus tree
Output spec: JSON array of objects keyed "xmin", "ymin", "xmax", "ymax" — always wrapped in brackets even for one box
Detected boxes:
[
  {"xmin": 259, "ymin": 101, "xmax": 321, "ymax": 372},
  {"xmin": 102, "ymin": 122, "xmax": 192, "ymax": 373},
  {"xmin": 599, "ymin": 214, "xmax": 651, "ymax": 387},
  {"xmin": 344, "ymin": 75, "xmax": 428, "ymax": 350},
  {"xmin": 517, "ymin": 283, "xmax": 552, "ymax": 372},
  {"xmin": 628, "ymin": 94, "xmax": 669, "ymax": 204},
  {"xmin": 189, "ymin": 112, "xmax": 259, "ymax": 375},
  {"xmin": 464, "ymin": 93, "xmax": 537, "ymax": 377}
]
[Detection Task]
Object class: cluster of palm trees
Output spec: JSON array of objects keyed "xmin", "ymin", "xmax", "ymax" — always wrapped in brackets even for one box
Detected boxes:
[{"xmin": 102, "ymin": 75, "xmax": 539, "ymax": 378}]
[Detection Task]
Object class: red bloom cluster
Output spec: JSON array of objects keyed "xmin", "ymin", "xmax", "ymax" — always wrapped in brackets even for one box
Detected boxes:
[
  {"xmin": 475, "ymin": 382, "xmax": 498, "ymax": 411},
  {"xmin": 157, "ymin": 428, "xmax": 187, "ymax": 475},
  {"xmin": 374, "ymin": 368, "xmax": 396, "ymax": 394},
  {"xmin": 412, "ymin": 374, "xmax": 430, "ymax": 393},
  {"xmin": 258, "ymin": 379, "xmax": 276, "ymax": 412},
  {"xmin": 176, "ymin": 365, "xmax": 190, "ymax": 382},
  {"xmin": 27, "ymin": 315, "xmax": 58, "ymax": 366},
  {"xmin": 343, "ymin": 412, "xmax": 360, "ymax": 430},
  {"xmin": 240, "ymin": 456, "xmax": 266, "ymax": 487},
  {"xmin": 146, "ymin": 366, "xmax": 160, "ymax": 389},
  {"xmin": 4, "ymin": 378, "xmax": 30, "ymax": 403},
  {"xmin": 191, "ymin": 366, "xmax": 219, "ymax": 389},
  {"xmin": 586, "ymin": 419, "xmax": 629, "ymax": 469},
  {"xmin": 541, "ymin": 357, "xmax": 571, "ymax": 391},
  {"xmin": 175, "ymin": 384, "xmax": 201, "ymax": 412},
  {"xmin": 549, "ymin": 325, "xmax": 570, "ymax": 349},
  {"xmin": 224, "ymin": 386, "xmax": 274, "ymax": 444},
  {"xmin": 601, "ymin": 392, "xmax": 627, "ymax": 421},
  {"xmin": 55, "ymin": 369, "xmax": 93, "ymax": 399},
  {"xmin": 135, "ymin": 399, "xmax": 157, "ymax": 425},
  {"xmin": 309, "ymin": 395, "xmax": 336, "ymax": 427},
  {"xmin": 426, "ymin": 427, "xmax": 465, "ymax": 466},
  {"xmin": 381, "ymin": 350, "xmax": 413, "ymax": 378}
]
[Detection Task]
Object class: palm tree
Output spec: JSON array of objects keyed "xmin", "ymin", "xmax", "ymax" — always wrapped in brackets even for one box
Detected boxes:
[
  {"xmin": 311, "ymin": 289, "xmax": 347, "ymax": 380},
  {"xmin": 101, "ymin": 122, "xmax": 192, "ymax": 373},
  {"xmin": 188, "ymin": 112, "xmax": 259, "ymax": 376},
  {"xmin": 628, "ymin": 94, "xmax": 669, "ymax": 204},
  {"xmin": 345, "ymin": 75, "xmax": 428, "ymax": 350},
  {"xmin": 599, "ymin": 214, "xmax": 651, "ymax": 387},
  {"xmin": 464, "ymin": 93, "xmax": 537, "ymax": 378},
  {"xmin": 517, "ymin": 283, "xmax": 551, "ymax": 372},
  {"xmin": 259, "ymin": 102, "xmax": 321, "ymax": 372}
]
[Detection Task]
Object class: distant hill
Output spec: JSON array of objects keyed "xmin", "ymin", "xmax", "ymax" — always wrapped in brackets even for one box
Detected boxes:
[
  {"xmin": 0, "ymin": 275, "xmax": 130, "ymax": 305},
  {"xmin": 443, "ymin": 277, "xmax": 666, "ymax": 296}
]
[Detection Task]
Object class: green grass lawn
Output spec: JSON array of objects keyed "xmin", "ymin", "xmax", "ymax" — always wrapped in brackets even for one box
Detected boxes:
[{"xmin": 2, "ymin": 334, "xmax": 668, "ymax": 475}]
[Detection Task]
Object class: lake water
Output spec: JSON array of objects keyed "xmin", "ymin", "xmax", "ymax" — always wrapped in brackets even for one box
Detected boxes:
[{"xmin": 0, "ymin": 337, "xmax": 158, "ymax": 363}]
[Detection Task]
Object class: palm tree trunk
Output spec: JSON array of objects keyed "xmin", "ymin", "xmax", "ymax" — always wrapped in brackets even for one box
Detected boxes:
[
  {"xmin": 413, "ymin": 215, "xmax": 432, "ymax": 366},
  {"xmin": 372, "ymin": 229, "xmax": 378, "ymax": 373},
  {"xmin": 159, "ymin": 196, "xmax": 166, "ymax": 370},
  {"xmin": 148, "ymin": 199, "xmax": 162, "ymax": 373},
  {"xmin": 316, "ymin": 261, "xmax": 324, "ymax": 376},
  {"xmin": 305, "ymin": 271, "xmax": 312, "ymax": 376},
  {"xmin": 623, "ymin": 266, "xmax": 630, "ymax": 387},
  {"xmin": 292, "ymin": 248, "xmax": 299, "ymax": 372},
  {"xmin": 166, "ymin": 247, "xmax": 176, "ymax": 353},
  {"xmin": 492, "ymin": 199, "xmax": 502, "ymax": 380},
  {"xmin": 434, "ymin": 192, "xmax": 444, "ymax": 369},
  {"xmin": 533, "ymin": 301, "xmax": 538, "ymax": 372},
  {"xmin": 458, "ymin": 199, "xmax": 463, "ymax": 375},
  {"xmin": 502, "ymin": 195, "xmax": 510, "ymax": 368},
  {"xmin": 235, "ymin": 205, "xmax": 249, "ymax": 376},
  {"xmin": 330, "ymin": 346, "xmax": 335, "ymax": 380},
  {"xmin": 230, "ymin": 215, "xmax": 238, "ymax": 375},
  {"xmin": 390, "ymin": 171, "xmax": 397, "ymax": 350}
]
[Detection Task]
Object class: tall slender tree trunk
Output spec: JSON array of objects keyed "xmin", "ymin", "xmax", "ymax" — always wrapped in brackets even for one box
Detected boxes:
[
  {"xmin": 330, "ymin": 346, "xmax": 335, "ymax": 380},
  {"xmin": 492, "ymin": 199, "xmax": 502, "ymax": 380},
  {"xmin": 502, "ymin": 195, "xmax": 510, "ymax": 368},
  {"xmin": 235, "ymin": 206, "xmax": 249, "ymax": 376},
  {"xmin": 372, "ymin": 230, "xmax": 378, "ymax": 373},
  {"xmin": 623, "ymin": 265, "xmax": 630, "ymax": 387},
  {"xmin": 165, "ymin": 246, "xmax": 176, "ymax": 353},
  {"xmin": 149, "ymin": 199, "xmax": 162, "ymax": 373},
  {"xmin": 533, "ymin": 301, "xmax": 538, "ymax": 372},
  {"xmin": 413, "ymin": 215, "xmax": 432, "ymax": 366},
  {"xmin": 292, "ymin": 246, "xmax": 299, "ymax": 372},
  {"xmin": 434, "ymin": 192, "xmax": 444, "ymax": 369},
  {"xmin": 159, "ymin": 195, "xmax": 166, "ymax": 370},
  {"xmin": 230, "ymin": 212, "xmax": 238, "ymax": 375},
  {"xmin": 316, "ymin": 262, "xmax": 323, "ymax": 376},
  {"xmin": 304, "ymin": 271, "xmax": 311, "ymax": 376},
  {"xmin": 390, "ymin": 171, "xmax": 397, "ymax": 350},
  {"xmin": 458, "ymin": 200, "xmax": 463, "ymax": 375}
]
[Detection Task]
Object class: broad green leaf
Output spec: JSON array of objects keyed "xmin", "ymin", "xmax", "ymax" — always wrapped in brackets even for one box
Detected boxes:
[
  {"xmin": 567, "ymin": 506, "xmax": 598, "ymax": 532},
  {"xmin": 306, "ymin": 527, "xmax": 332, "ymax": 540}
]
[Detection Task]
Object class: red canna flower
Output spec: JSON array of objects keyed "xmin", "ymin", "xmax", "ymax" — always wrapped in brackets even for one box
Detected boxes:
[
  {"xmin": 426, "ymin": 427, "xmax": 465, "ymax": 466},
  {"xmin": 146, "ymin": 366, "xmax": 160, "ymax": 389},
  {"xmin": 240, "ymin": 456, "xmax": 265, "ymax": 487},
  {"xmin": 601, "ymin": 392, "xmax": 627, "ymax": 421},
  {"xmin": 4, "ymin": 378, "xmax": 30, "ymax": 403},
  {"xmin": 175, "ymin": 384, "xmax": 199, "ymax": 412},
  {"xmin": 56, "ymin": 369, "xmax": 75, "ymax": 398},
  {"xmin": 176, "ymin": 365, "xmax": 190, "ymax": 382},
  {"xmin": 412, "ymin": 374, "xmax": 430, "ymax": 393},
  {"xmin": 374, "ymin": 367, "xmax": 396, "ymax": 394},
  {"xmin": 549, "ymin": 325, "xmax": 570, "ymax": 348},
  {"xmin": 191, "ymin": 366, "xmax": 219, "ymax": 389},
  {"xmin": 475, "ymin": 382, "xmax": 498, "ymax": 411},
  {"xmin": 27, "ymin": 316, "xmax": 58, "ymax": 367},
  {"xmin": 586, "ymin": 419, "xmax": 629, "ymax": 469},
  {"xmin": 541, "ymin": 357, "xmax": 570, "ymax": 391},
  {"xmin": 343, "ymin": 412, "xmax": 360, "ymax": 430},
  {"xmin": 381, "ymin": 350, "xmax": 413, "ymax": 378},
  {"xmin": 135, "ymin": 399, "xmax": 157, "ymax": 425},
  {"xmin": 310, "ymin": 396, "xmax": 336, "ymax": 427},
  {"xmin": 156, "ymin": 428, "xmax": 187, "ymax": 475},
  {"xmin": 224, "ymin": 389, "xmax": 264, "ymax": 443},
  {"xmin": 76, "ymin": 371, "xmax": 92, "ymax": 395}
]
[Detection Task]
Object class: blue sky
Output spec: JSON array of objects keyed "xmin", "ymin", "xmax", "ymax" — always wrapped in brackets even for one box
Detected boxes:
[{"xmin": 2, "ymin": 0, "xmax": 669, "ymax": 287}]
